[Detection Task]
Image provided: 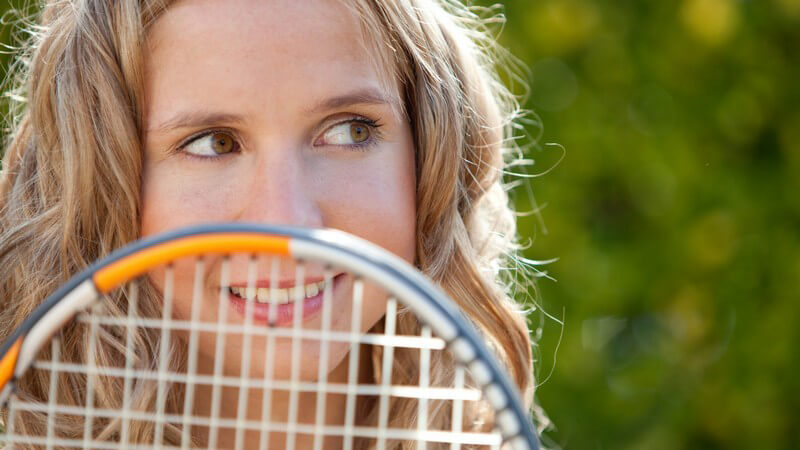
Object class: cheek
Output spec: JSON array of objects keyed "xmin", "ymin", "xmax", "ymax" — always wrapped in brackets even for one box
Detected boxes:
[
  {"xmin": 140, "ymin": 163, "xmax": 240, "ymax": 237},
  {"xmin": 315, "ymin": 151, "xmax": 417, "ymax": 264}
]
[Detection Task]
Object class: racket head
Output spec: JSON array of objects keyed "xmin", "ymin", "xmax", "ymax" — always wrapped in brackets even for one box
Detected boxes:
[{"xmin": 0, "ymin": 223, "xmax": 539, "ymax": 449}]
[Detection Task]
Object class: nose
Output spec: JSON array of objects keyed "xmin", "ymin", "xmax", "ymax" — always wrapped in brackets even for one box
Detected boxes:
[{"xmin": 236, "ymin": 146, "xmax": 323, "ymax": 229}]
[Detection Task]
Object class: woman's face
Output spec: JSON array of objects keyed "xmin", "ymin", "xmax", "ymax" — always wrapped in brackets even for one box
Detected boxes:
[{"xmin": 141, "ymin": 0, "xmax": 416, "ymax": 380}]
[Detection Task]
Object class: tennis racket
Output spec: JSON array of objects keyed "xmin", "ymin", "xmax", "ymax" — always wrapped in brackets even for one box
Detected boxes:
[{"xmin": 0, "ymin": 223, "xmax": 539, "ymax": 449}]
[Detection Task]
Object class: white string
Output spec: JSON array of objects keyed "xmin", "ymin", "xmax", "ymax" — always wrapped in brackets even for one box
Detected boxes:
[
  {"xmin": 3, "ymin": 417, "xmax": 502, "ymax": 447},
  {"xmin": 207, "ymin": 258, "xmax": 230, "ymax": 448},
  {"xmin": 29, "ymin": 361, "xmax": 482, "ymax": 400},
  {"xmin": 450, "ymin": 365, "xmax": 465, "ymax": 450},
  {"xmin": 73, "ymin": 315, "xmax": 446, "ymax": 349},
  {"xmin": 234, "ymin": 256, "xmax": 259, "ymax": 450},
  {"xmin": 312, "ymin": 269, "xmax": 335, "ymax": 450},
  {"xmin": 120, "ymin": 284, "xmax": 140, "ymax": 448},
  {"xmin": 376, "ymin": 298, "xmax": 397, "ymax": 450},
  {"xmin": 342, "ymin": 278, "xmax": 363, "ymax": 450},
  {"xmin": 418, "ymin": 325, "xmax": 432, "ymax": 450},
  {"xmin": 83, "ymin": 303, "xmax": 100, "ymax": 447},
  {"xmin": 180, "ymin": 259, "xmax": 205, "ymax": 449},
  {"xmin": 285, "ymin": 262, "xmax": 305, "ymax": 450},
  {"xmin": 6, "ymin": 391, "xmax": 17, "ymax": 435},
  {"xmin": 153, "ymin": 265, "xmax": 174, "ymax": 448},
  {"xmin": 45, "ymin": 337, "xmax": 60, "ymax": 450},
  {"xmin": 259, "ymin": 255, "xmax": 280, "ymax": 450}
]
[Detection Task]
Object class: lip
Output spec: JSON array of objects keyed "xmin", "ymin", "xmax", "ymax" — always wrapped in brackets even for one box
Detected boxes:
[{"xmin": 226, "ymin": 273, "xmax": 346, "ymax": 326}]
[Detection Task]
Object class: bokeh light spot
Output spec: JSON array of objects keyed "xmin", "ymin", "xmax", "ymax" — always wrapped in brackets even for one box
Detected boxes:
[
  {"xmin": 526, "ymin": 0, "xmax": 600, "ymax": 54},
  {"xmin": 776, "ymin": 0, "xmax": 800, "ymax": 17},
  {"xmin": 681, "ymin": 0, "xmax": 740, "ymax": 46}
]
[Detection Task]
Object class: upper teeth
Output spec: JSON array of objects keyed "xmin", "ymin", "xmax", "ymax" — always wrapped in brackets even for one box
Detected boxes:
[{"xmin": 230, "ymin": 281, "xmax": 327, "ymax": 304}]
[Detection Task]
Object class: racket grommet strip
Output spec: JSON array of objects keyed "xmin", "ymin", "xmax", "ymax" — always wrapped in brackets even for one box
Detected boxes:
[
  {"xmin": 510, "ymin": 435, "xmax": 533, "ymax": 450},
  {"xmin": 468, "ymin": 359, "xmax": 493, "ymax": 386},
  {"xmin": 450, "ymin": 337, "xmax": 476, "ymax": 362},
  {"xmin": 497, "ymin": 408, "xmax": 521, "ymax": 437},
  {"xmin": 486, "ymin": 383, "xmax": 508, "ymax": 410}
]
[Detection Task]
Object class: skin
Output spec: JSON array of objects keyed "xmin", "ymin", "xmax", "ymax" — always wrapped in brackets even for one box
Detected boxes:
[{"xmin": 140, "ymin": 0, "xmax": 416, "ymax": 446}]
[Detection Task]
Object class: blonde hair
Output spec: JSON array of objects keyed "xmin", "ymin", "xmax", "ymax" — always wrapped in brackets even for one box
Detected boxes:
[{"xmin": 0, "ymin": 0, "xmax": 538, "ymax": 447}]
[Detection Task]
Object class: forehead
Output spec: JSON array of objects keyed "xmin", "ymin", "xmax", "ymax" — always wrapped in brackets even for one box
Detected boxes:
[{"xmin": 143, "ymin": 0, "xmax": 400, "ymax": 127}]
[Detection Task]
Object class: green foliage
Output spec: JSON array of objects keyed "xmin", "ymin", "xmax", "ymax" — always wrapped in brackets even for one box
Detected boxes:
[
  {"xmin": 479, "ymin": 0, "xmax": 800, "ymax": 448},
  {"xmin": 1, "ymin": 1, "xmax": 797, "ymax": 448}
]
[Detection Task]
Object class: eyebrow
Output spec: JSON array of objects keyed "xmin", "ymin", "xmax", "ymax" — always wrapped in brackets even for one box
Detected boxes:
[
  {"xmin": 149, "ymin": 112, "xmax": 246, "ymax": 134},
  {"xmin": 304, "ymin": 88, "xmax": 398, "ymax": 115},
  {"xmin": 149, "ymin": 88, "xmax": 399, "ymax": 134}
]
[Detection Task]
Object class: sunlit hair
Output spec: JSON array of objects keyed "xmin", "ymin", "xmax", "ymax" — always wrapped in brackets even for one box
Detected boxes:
[{"xmin": 0, "ymin": 0, "xmax": 540, "ymax": 447}]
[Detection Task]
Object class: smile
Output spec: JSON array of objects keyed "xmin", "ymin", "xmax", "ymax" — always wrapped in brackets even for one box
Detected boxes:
[
  {"xmin": 229, "ymin": 280, "xmax": 328, "ymax": 304},
  {"xmin": 225, "ymin": 274, "xmax": 345, "ymax": 325}
]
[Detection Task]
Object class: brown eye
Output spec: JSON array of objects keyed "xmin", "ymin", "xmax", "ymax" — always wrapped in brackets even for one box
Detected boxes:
[
  {"xmin": 317, "ymin": 118, "xmax": 381, "ymax": 149},
  {"xmin": 211, "ymin": 131, "xmax": 235, "ymax": 154},
  {"xmin": 350, "ymin": 123, "xmax": 370, "ymax": 143},
  {"xmin": 182, "ymin": 130, "xmax": 239, "ymax": 157}
]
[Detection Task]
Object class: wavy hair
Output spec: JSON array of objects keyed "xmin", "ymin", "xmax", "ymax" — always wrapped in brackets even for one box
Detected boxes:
[{"xmin": 0, "ymin": 0, "xmax": 539, "ymax": 447}]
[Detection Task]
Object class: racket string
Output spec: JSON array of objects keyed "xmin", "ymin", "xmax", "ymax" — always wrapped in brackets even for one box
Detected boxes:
[{"xmin": 4, "ymin": 252, "xmax": 502, "ymax": 449}]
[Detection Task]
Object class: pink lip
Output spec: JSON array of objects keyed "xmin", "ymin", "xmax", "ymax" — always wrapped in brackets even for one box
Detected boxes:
[{"xmin": 226, "ymin": 273, "xmax": 345, "ymax": 326}]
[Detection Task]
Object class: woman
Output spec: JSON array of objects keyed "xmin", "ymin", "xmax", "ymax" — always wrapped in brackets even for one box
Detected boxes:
[{"xmin": 0, "ymin": 0, "xmax": 537, "ymax": 447}]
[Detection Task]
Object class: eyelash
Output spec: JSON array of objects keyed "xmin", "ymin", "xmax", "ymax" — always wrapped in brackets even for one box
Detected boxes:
[
  {"xmin": 325, "ymin": 117, "xmax": 384, "ymax": 151},
  {"xmin": 175, "ymin": 116, "xmax": 384, "ymax": 160}
]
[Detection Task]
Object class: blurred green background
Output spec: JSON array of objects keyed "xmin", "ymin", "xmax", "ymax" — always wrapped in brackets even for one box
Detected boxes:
[
  {"xmin": 480, "ymin": 1, "xmax": 800, "ymax": 449},
  {"xmin": 2, "ymin": 1, "xmax": 798, "ymax": 449}
]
